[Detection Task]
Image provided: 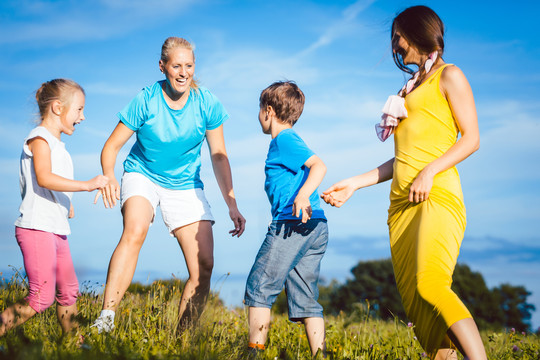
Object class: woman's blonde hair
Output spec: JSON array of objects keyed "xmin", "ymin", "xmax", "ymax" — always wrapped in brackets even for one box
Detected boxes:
[
  {"xmin": 35, "ymin": 79, "xmax": 84, "ymax": 121},
  {"xmin": 160, "ymin": 37, "xmax": 199, "ymax": 89}
]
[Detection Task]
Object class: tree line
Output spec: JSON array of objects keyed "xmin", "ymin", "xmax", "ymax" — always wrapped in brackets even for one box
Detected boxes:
[{"xmin": 273, "ymin": 259, "xmax": 536, "ymax": 332}]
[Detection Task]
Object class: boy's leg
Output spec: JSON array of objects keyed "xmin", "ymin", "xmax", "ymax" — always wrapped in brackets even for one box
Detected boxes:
[
  {"xmin": 244, "ymin": 221, "xmax": 311, "ymax": 351},
  {"xmin": 304, "ymin": 317, "xmax": 326, "ymax": 357},
  {"xmin": 248, "ymin": 307, "xmax": 271, "ymax": 349},
  {"xmin": 285, "ymin": 220, "xmax": 328, "ymax": 356}
]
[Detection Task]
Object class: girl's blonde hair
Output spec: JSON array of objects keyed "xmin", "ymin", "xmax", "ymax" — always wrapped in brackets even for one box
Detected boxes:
[
  {"xmin": 160, "ymin": 37, "xmax": 199, "ymax": 89},
  {"xmin": 35, "ymin": 79, "xmax": 84, "ymax": 121}
]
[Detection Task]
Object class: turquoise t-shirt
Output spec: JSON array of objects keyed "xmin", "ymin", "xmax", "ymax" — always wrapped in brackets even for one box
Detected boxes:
[
  {"xmin": 119, "ymin": 81, "xmax": 229, "ymax": 189},
  {"xmin": 265, "ymin": 129, "xmax": 326, "ymax": 220}
]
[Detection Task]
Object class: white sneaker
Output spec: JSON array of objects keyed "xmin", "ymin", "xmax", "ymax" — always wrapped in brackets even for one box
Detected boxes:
[{"xmin": 90, "ymin": 315, "xmax": 115, "ymax": 334}]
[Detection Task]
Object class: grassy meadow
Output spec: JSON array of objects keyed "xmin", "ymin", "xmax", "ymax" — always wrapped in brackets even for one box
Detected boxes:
[{"xmin": 0, "ymin": 272, "xmax": 538, "ymax": 360}]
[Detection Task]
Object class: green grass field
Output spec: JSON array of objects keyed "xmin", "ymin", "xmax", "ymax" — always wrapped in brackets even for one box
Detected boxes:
[{"xmin": 1, "ymin": 275, "xmax": 538, "ymax": 359}]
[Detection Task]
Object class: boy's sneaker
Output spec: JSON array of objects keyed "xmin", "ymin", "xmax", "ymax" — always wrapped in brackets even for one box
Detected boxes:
[{"xmin": 90, "ymin": 315, "xmax": 115, "ymax": 333}]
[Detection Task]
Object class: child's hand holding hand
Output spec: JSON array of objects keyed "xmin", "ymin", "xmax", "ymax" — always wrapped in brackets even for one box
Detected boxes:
[
  {"xmin": 94, "ymin": 176, "xmax": 120, "ymax": 209},
  {"xmin": 86, "ymin": 175, "xmax": 109, "ymax": 191},
  {"xmin": 293, "ymin": 195, "xmax": 312, "ymax": 223}
]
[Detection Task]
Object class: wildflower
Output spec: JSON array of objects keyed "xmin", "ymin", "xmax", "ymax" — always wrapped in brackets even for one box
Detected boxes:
[
  {"xmin": 511, "ymin": 328, "xmax": 515, "ymax": 333},
  {"xmin": 407, "ymin": 322, "xmax": 413, "ymax": 327},
  {"xmin": 522, "ymin": 331, "xmax": 526, "ymax": 336},
  {"xmin": 512, "ymin": 345, "xmax": 520, "ymax": 352},
  {"xmin": 421, "ymin": 352, "xmax": 427, "ymax": 357},
  {"xmin": 369, "ymin": 344, "xmax": 373, "ymax": 349}
]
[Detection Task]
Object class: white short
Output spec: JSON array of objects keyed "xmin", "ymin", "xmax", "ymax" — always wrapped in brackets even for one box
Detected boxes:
[{"xmin": 120, "ymin": 171, "xmax": 214, "ymax": 235}]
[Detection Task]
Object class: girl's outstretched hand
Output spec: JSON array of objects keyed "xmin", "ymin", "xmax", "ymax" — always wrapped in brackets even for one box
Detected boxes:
[
  {"xmin": 321, "ymin": 179, "xmax": 356, "ymax": 208},
  {"xmin": 228, "ymin": 207, "xmax": 246, "ymax": 237},
  {"xmin": 86, "ymin": 175, "xmax": 109, "ymax": 191},
  {"xmin": 94, "ymin": 177, "xmax": 120, "ymax": 209}
]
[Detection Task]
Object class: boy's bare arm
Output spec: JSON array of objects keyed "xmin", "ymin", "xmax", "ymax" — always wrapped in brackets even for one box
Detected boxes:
[{"xmin": 292, "ymin": 155, "xmax": 327, "ymax": 223}]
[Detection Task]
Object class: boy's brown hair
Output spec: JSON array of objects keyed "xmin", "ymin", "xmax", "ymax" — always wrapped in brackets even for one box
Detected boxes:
[{"xmin": 259, "ymin": 81, "xmax": 305, "ymax": 126}]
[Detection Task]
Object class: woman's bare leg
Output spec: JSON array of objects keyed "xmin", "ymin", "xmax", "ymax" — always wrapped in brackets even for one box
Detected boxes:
[
  {"xmin": 435, "ymin": 348, "xmax": 458, "ymax": 360},
  {"xmin": 102, "ymin": 196, "xmax": 153, "ymax": 311},
  {"xmin": 174, "ymin": 220, "xmax": 214, "ymax": 332},
  {"xmin": 446, "ymin": 318, "xmax": 487, "ymax": 360}
]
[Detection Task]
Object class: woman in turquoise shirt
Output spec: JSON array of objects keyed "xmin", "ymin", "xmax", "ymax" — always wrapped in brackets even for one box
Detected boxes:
[{"xmin": 92, "ymin": 37, "xmax": 245, "ymax": 333}]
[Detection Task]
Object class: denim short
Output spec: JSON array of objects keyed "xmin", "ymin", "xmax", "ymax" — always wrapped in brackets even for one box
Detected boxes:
[{"xmin": 244, "ymin": 219, "xmax": 328, "ymax": 320}]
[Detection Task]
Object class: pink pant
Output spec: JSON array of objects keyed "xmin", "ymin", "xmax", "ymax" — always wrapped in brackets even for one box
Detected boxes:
[{"xmin": 15, "ymin": 227, "xmax": 79, "ymax": 313}]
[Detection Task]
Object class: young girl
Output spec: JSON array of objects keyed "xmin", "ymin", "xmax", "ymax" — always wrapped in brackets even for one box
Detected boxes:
[
  {"xmin": 323, "ymin": 6, "xmax": 486, "ymax": 360},
  {"xmin": 0, "ymin": 79, "xmax": 108, "ymax": 336}
]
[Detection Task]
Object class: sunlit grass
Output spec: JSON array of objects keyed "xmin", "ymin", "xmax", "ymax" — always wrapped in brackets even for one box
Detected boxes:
[{"xmin": 1, "ymin": 271, "xmax": 538, "ymax": 359}]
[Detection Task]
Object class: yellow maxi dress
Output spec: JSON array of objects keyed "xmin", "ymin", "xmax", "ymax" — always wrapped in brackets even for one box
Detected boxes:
[{"xmin": 388, "ymin": 64, "xmax": 472, "ymax": 357}]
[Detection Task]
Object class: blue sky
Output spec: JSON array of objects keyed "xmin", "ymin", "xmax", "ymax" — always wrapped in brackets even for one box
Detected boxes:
[{"xmin": 1, "ymin": 0, "xmax": 539, "ymax": 329}]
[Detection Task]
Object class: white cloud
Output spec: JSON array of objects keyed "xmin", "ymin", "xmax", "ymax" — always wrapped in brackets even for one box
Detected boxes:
[
  {"xmin": 296, "ymin": 0, "xmax": 377, "ymax": 58},
  {"xmin": 0, "ymin": 0, "xmax": 196, "ymax": 44}
]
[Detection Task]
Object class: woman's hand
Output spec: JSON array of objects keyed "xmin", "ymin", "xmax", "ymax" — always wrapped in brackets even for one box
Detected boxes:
[
  {"xmin": 94, "ymin": 176, "xmax": 120, "ymax": 208},
  {"xmin": 321, "ymin": 178, "xmax": 357, "ymax": 208},
  {"xmin": 408, "ymin": 167, "xmax": 434, "ymax": 203},
  {"xmin": 206, "ymin": 125, "xmax": 246, "ymax": 237},
  {"xmin": 228, "ymin": 206, "xmax": 246, "ymax": 237},
  {"xmin": 322, "ymin": 159, "xmax": 395, "ymax": 208},
  {"xmin": 96, "ymin": 122, "xmax": 134, "ymax": 208}
]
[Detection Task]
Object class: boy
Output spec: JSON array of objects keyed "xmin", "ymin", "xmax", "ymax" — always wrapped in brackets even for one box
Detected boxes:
[{"xmin": 244, "ymin": 81, "xmax": 328, "ymax": 357}]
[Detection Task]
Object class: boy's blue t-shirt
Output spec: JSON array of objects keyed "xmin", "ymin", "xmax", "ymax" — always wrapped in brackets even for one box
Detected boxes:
[
  {"xmin": 118, "ymin": 81, "xmax": 228, "ymax": 190},
  {"xmin": 265, "ymin": 128, "xmax": 326, "ymax": 221}
]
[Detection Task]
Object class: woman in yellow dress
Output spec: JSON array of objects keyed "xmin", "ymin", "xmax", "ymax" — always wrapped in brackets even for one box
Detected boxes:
[{"xmin": 322, "ymin": 6, "xmax": 487, "ymax": 360}]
